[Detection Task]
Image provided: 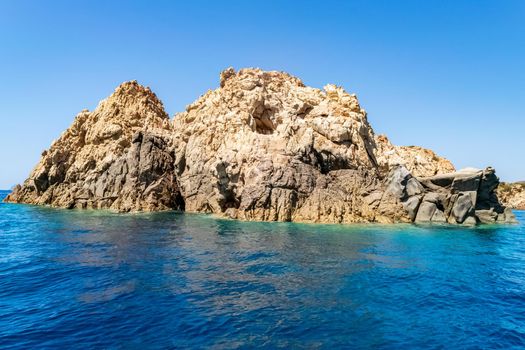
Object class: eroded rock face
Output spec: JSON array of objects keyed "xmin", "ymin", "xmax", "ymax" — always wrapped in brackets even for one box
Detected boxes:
[
  {"xmin": 173, "ymin": 68, "xmax": 405, "ymax": 223},
  {"xmin": 5, "ymin": 68, "xmax": 515, "ymax": 225},
  {"xmin": 5, "ymin": 81, "xmax": 183, "ymax": 212},
  {"xmin": 498, "ymin": 182, "xmax": 525, "ymax": 210},
  {"xmin": 375, "ymin": 134, "xmax": 455, "ymax": 177}
]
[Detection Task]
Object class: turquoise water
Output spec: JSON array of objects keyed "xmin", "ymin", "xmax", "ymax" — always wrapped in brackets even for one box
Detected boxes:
[{"xmin": 1, "ymin": 190, "xmax": 525, "ymax": 349}]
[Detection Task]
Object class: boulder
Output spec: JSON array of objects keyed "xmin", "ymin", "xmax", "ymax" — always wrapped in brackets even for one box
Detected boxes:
[
  {"xmin": 475, "ymin": 209, "xmax": 497, "ymax": 224},
  {"xmin": 502, "ymin": 207, "xmax": 518, "ymax": 224},
  {"xmin": 452, "ymin": 193, "xmax": 475, "ymax": 224},
  {"xmin": 406, "ymin": 178, "xmax": 424, "ymax": 197},
  {"xmin": 451, "ymin": 169, "xmax": 483, "ymax": 193},
  {"xmin": 431, "ymin": 209, "xmax": 447, "ymax": 223},
  {"xmin": 403, "ymin": 195, "xmax": 422, "ymax": 221},
  {"xmin": 415, "ymin": 201, "xmax": 437, "ymax": 223},
  {"xmin": 463, "ymin": 216, "xmax": 478, "ymax": 226},
  {"xmin": 423, "ymin": 192, "xmax": 442, "ymax": 204}
]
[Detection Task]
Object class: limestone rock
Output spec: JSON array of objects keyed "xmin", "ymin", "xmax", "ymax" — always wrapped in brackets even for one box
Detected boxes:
[
  {"xmin": 5, "ymin": 68, "xmax": 515, "ymax": 226},
  {"xmin": 375, "ymin": 134, "xmax": 455, "ymax": 177},
  {"xmin": 5, "ymin": 81, "xmax": 183, "ymax": 212},
  {"xmin": 173, "ymin": 68, "xmax": 388, "ymax": 223},
  {"xmin": 497, "ymin": 182, "xmax": 525, "ymax": 210}
]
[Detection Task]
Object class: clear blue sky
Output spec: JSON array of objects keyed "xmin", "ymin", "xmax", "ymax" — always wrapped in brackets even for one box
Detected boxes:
[{"xmin": 1, "ymin": 0, "xmax": 524, "ymax": 189}]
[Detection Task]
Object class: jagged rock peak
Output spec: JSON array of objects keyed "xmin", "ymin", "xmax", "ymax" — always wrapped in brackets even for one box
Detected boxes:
[
  {"xmin": 5, "ymin": 80, "xmax": 180, "ymax": 212},
  {"xmin": 214, "ymin": 67, "xmax": 363, "ymax": 114},
  {"xmin": 95, "ymin": 80, "xmax": 169, "ymax": 123},
  {"xmin": 112, "ymin": 80, "xmax": 162, "ymax": 101},
  {"xmin": 179, "ymin": 67, "xmax": 375, "ymax": 165},
  {"xmin": 219, "ymin": 67, "xmax": 306, "ymax": 88}
]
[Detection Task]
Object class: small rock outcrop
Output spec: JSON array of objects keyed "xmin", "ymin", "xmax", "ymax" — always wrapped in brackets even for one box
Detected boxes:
[
  {"xmin": 5, "ymin": 68, "xmax": 516, "ymax": 225},
  {"xmin": 5, "ymin": 81, "xmax": 184, "ymax": 212},
  {"xmin": 385, "ymin": 166, "xmax": 517, "ymax": 225},
  {"xmin": 375, "ymin": 134, "xmax": 456, "ymax": 177},
  {"xmin": 498, "ymin": 182, "xmax": 525, "ymax": 210}
]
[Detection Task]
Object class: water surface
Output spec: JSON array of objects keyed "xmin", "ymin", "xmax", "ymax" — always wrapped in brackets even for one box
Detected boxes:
[{"xmin": 1, "ymin": 190, "xmax": 524, "ymax": 349}]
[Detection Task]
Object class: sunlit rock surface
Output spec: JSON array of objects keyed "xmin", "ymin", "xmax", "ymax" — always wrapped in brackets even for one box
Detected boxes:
[
  {"xmin": 5, "ymin": 68, "xmax": 515, "ymax": 225},
  {"xmin": 6, "ymin": 81, "xmax": 183, "ymax": 212},
  {"xmin": 498, "ymin": 182, "xmax": 525, "ymax": 210}
]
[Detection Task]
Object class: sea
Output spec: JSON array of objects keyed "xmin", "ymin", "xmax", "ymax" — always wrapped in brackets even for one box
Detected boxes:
[{"xmin": 1, "ymin": 190, "xmax": 524, "ymax": 349}]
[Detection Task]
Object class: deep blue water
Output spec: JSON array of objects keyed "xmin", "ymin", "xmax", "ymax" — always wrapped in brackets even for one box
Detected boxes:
[{"xmin": 1, "ymin": 190, "xmax": 525, "ymax": 349}]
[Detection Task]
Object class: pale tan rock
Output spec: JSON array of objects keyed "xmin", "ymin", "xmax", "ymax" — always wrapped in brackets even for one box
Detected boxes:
[
  {"xmin": 497, "ymin": 182, "xmax": 525, "ymax": 210},
  {"xmin": 5, "ymin": 81, "xmax": 183, "ymax": 212},
  {"xmin": 5, "ymin": 68, "xmax": 514, "ymax": 226},
  {"xmin": 173, "ymin": 68, "xmax": 391, "ymax": 223},
  {"xmin": 375, "ymin": 134, "xmax": 455, "ymax": 177}
]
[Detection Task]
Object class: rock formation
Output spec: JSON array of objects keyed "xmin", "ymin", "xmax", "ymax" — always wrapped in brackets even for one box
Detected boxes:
[
  {"xmin": 374, "ymin": 134, "xmax": 455, "ymax": 177},
  {"xmin": 387, "ymin": 166, "xmax": 517, "ymax": 224},
  {"xmin": 5, "ymin": 68, "xmax": 517, "ymax": 225},
  {"xmin": 498, "ymin": 182, "xmax": 525, "ymax": 210},
  {"xmin": 5, "ymin": 81, "xmax": 184, "ymax": 211},
  {"xmin": 173, "ymin": 68, "xmax": 388, "ymax": 223}
]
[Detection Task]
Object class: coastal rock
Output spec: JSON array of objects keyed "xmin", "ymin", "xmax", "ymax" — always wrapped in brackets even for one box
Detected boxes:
[
  {"xmin": 173, "ymin": 68, "xmax": 388, "ymax": 223},
  {"xmin": 375, "ymin": 134, "xmax": 455, "ymax": 177},
  {"xmin": 383, "ymin": 165, "xmax": 517, "ymax": 225},
  {"xmin": 415, "ymin": 201, "xmax": 437, "ymax": 222},
  {"xmin": 497, "ymin": 182, "xmax": 525, "ymax": 210},
  {"xmin": 475, "ymin": 209, "xmax": 497, "ymax": 224},
  {"xmin": 5, "ymin": 68, "xmax": 515, "ymax": 226},
  {"xmin": 170, "ymin": 63, "xmax": 512, "ymax": 225},
  {"xmin": 451, "ymin": 193, "xmax": 474, "ymax": 224},
  {"xmin": 5, "ymin": 81, "xmax": 183, "ymax": 212}
]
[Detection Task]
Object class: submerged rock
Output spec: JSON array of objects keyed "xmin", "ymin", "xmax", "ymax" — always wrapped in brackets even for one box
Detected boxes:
[{"xmin": 5, "ymin": 68, "xmax": 516, "ymax": 225}]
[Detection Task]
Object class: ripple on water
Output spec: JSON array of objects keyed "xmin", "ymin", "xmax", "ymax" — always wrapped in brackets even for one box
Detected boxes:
[{"xmin": 1, "ymin": 192, "xmax": 525, "ymax": 348}]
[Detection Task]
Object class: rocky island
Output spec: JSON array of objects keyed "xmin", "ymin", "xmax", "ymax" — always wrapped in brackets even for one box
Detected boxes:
[{"xmin": 5, "ymin": 68, "xmax": 517, "ymax": 225}]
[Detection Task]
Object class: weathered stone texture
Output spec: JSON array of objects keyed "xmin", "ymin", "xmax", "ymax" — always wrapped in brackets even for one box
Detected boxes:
[
  {"xmin": 6, "ymin": 81, "xmax": 183, "ymax": 212},
  {"xmin": 5, "ymin": 68, "xmax": 516, "ymax": 225},
  {"xmin": 497, "ymin": 182, "xmax": 525, "ymax": 210}
]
